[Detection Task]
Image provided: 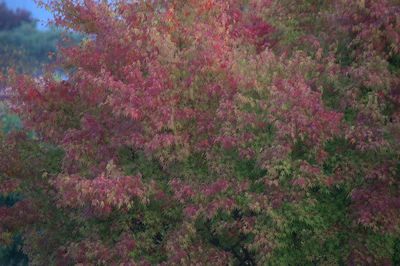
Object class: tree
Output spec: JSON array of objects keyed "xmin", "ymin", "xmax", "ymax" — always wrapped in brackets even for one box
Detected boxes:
[
  {"xmin": 1, "ymin": 0, "xmax": 399, "ymax": 264},
  {"xmin": 0, "ymin": 2, "xmax": 33, "ymax": 31}
]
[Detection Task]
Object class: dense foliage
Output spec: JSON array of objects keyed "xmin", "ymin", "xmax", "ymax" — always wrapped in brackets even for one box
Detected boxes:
[{"xmin": 1, "ymin": 0, "xmax": 400, "ymax": 264}]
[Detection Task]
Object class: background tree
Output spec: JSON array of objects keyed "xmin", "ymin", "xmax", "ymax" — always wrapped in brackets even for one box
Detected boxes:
[
  {"xmin": 0, "ymin": 2, "xmax": 32, "ymax": 31},
  {"xmin": 0, "ymin": 1, "xmax": 76, "ymax": 74}
]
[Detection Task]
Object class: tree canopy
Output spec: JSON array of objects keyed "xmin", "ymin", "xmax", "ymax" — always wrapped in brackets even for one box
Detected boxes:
[{"xmin": 1, "ymin": 0, "xmax": 400, "ymax": 265}]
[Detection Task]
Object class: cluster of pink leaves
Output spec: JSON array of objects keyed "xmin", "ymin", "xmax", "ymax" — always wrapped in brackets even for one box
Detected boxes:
[
  {"xmin": 56, "ymin": 233, "xmax": 138, "ymax": 265},
  {"xmin": 350, "ymin": 161, "xmax": 400, "ymax": 232},
  {"xmin": 164, "ymin": 222, "xmax": 233, "ymax": 265},
  {"xmin": 339, "ymin": 0, "xmax": 400, "ymax": 57},
  {"xmin": 269, "ymin": 77, "xmax": 343, "ymax": 150},
  {"xmin": 53, "ymin": 173, "xmax": 145, "ymax": 216}
]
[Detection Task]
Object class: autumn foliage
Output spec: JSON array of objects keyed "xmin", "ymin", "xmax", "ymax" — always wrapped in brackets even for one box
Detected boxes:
[{"xmin": 1, "ymin": 0, "xmax": 400, "ymax": 264}]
